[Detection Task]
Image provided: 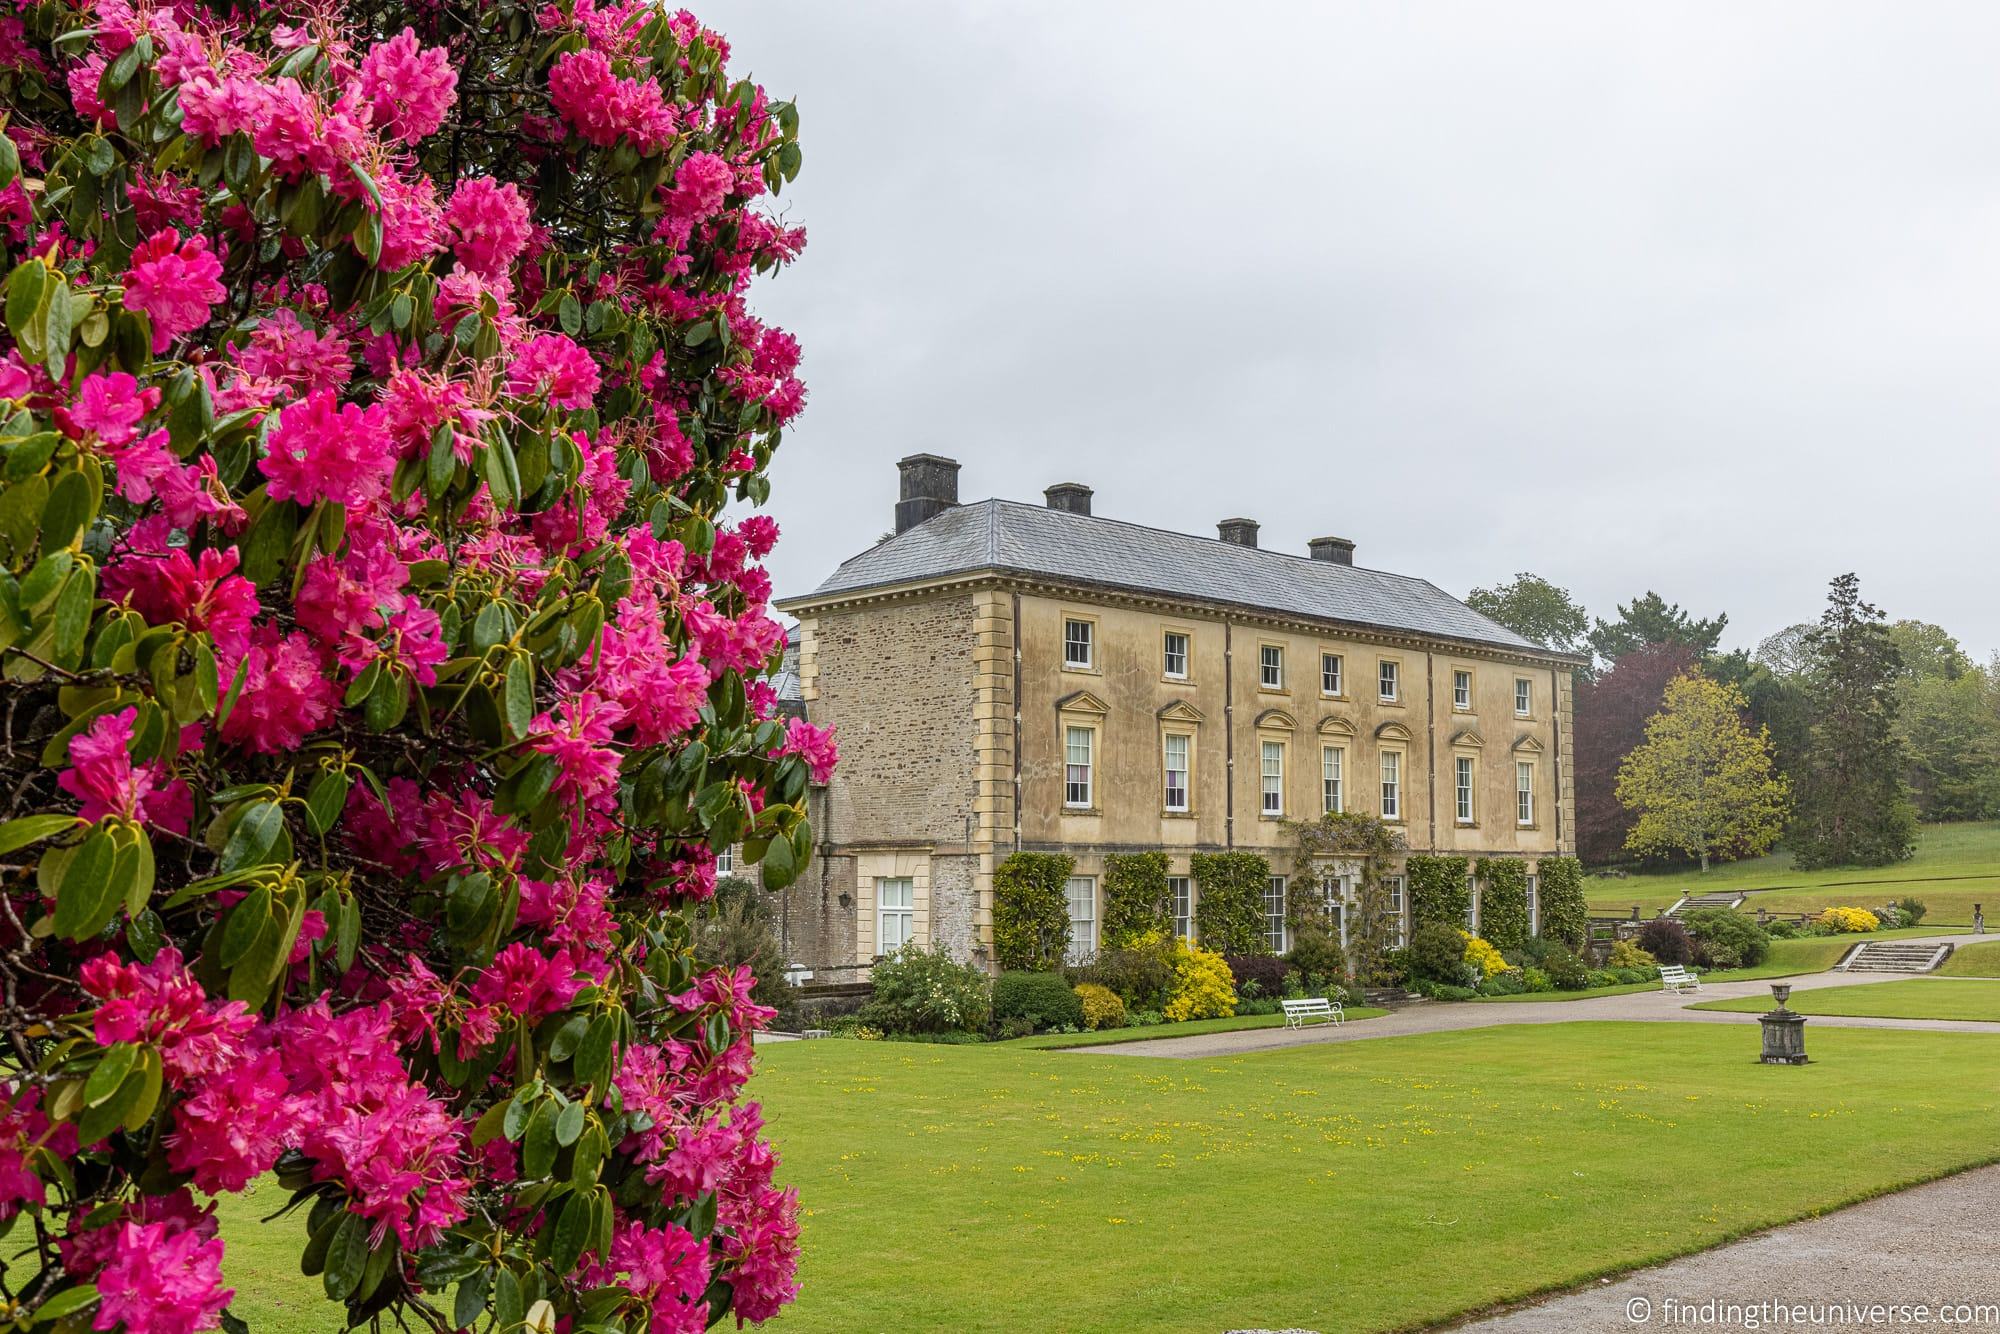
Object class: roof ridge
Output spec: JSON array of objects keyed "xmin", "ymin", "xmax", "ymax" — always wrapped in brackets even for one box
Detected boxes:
[{"xmin": 984, "ymin": 497, "xmax": 1426, "ymax": 580}]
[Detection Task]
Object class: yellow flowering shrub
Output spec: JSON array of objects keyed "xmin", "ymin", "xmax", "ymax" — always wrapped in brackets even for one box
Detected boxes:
[
  {"xmin": 1459, "ymin": 931, "xmax": 1508, "ymax": 979},
  {"xmin": 1073, "ymin": 983, "xmax": 1127, "ymax": 1031},
  {"xmin": 1164, "ymin": 941, "xmax": 1237, "ymax": 1022},
  {"xmin": 1818, "ymin": 906, "xmax": 1880, "ymax": 934},
  {"xmin": 1607, "ymin": 939, "xmax": 1657, "ymax": 970}
]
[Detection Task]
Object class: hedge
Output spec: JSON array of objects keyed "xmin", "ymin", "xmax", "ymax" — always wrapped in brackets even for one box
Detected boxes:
[
  {"xmin": 1101, "ymin": 851, "xmax": 1172, "ymax": 948},
  {"xmin": 1537, "ymin": 856, "xmax": 1588, "ymax": 949},
  {"xmin": 1475, "ymin": 857, "xmax": 1530, "ymax": 951},
  {"xmin": 1407, "ymin": 854, "xmax": 1471, "ymax": 930},
  {"xmin": 993, "ymin": 852, "xmax": 1075, "ymax": 971},
  {"xmin": 1191, "ymin": 851, "xmax": 1269, "ymax": 955}
]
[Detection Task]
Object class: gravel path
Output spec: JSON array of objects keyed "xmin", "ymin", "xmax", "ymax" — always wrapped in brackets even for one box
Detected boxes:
[
  {"xmin": 1078, "ymin": 933, "xmax": 1997, "ymax": 1059},
  {"xmin": 1450, "ymin": 1162, "xmax": 2000, "ymax": 1333}
]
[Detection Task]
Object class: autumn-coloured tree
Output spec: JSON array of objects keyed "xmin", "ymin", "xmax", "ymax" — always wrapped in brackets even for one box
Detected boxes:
[
  {"xmin": 1616, "ymin": 672, "xmax": 1789, "ymax": 872},
  {"xmin": 1572, "ymin": 643, "xmax": 1698, "ymax": 864}
]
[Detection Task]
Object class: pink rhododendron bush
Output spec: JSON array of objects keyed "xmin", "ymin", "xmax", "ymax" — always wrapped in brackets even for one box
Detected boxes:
[{"xmin": 0, "ymin": 0, "xmax": 826, "ymax": 1328}]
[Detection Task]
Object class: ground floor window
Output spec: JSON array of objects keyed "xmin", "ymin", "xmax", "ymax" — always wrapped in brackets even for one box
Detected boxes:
[
  {"xmin": 877, "ymin": 877, "xmax": 914, "ymax": 954},
  {"xmin": 1383, "ymin": 874, "xmax": 1407, "ymax": 947},
  {"xmin": 1065, "ymin": 876, "xmax": 1097, "ymax": 964},
  {"xmin": 1170, "ymin": 875, "xmax": 1194, "ymax": 942},
  {"xmin": 1527, "ymin": 872, "xmax": 1540, "ymax": 936},
  {"xmin": 1466, "ymin": 874, "xmax": 1479, "ymax": 933},
  {"xmin": 1319, "ymin": 873, "xmax": 1352, "ymax": 946},
  {"xmin": 1263, "ymin": 876, "xmax": 1288, "ymax": 952}
]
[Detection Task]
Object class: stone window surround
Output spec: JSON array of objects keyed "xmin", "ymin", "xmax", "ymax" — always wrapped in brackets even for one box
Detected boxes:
[
  {"xmin": 1378, "ymin": 656, "xmax": 1404, "ymax": 705},
  {"xmin": 1257, "ymin": 641, "xmax": 1286, "ymax": 692},
  {"xmin": 1158, "ymin": 700, "xmax": 1205, "ymax": 819},
  {"xmin": 1161, "ymin": 625, "xmax": 1195, "ymax": 683},
  {"xmin": 1318, "ymin": 648, "xmax": 1346, "ymax": 699},
  {"xmin": 1515, "ymin": 674, "xmax": 1535, "ymax": 718},
  {"xmin": 1452, "ymin": 664, "xmax": 1475, "ymax": 712}
]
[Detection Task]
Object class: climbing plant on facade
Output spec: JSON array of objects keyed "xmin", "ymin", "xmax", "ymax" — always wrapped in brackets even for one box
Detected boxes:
[
  {"xmin": 1189, "ymin": 851, "xmax": 1267, "ymax": 955},
  {"xmin": 1100, "ymin": 851, "xmax": 1170, "ymax": 949},
  {"xmin": 992, "ymin": 852, "xmax": 1073, "ymax": 970},
  {"xmin": 1473, "ymin": 858, "xmax": 1530, "ymax": 951},
  {"xmin": 1537, "ymin": 857, "xmax": 1589, "ymax": 949},
  {"xmin": 1282, "ymin": 811, "xmax": 1405, "ymax": 985},
  {"xmin": 0, "ymin": 3, "xmax": 825, "ymax": 1329},
  {"xmin": 1406, "ymin": 854, "xmax": 1471, "ymax": 931}
]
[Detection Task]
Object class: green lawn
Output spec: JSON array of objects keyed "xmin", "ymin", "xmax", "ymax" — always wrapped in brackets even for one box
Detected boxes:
[
  {"xmin": 1586, "ymin": 819, "xmax": 2000, "ymax": 922},
  {"xmin": 1003, "ymin": 1007, "xmax": 1386, "ymax": 1049},
  {"xmin": 1692, "ymin": 979, "xmax": 2000, "ymax": 1023},
  {"xmin": 1938, "ymin": 940, "xmax": 2000, "ymax": 977},
  {"xmin": 224, "ymin": 1023, "xmax": 2000, "ymax": 1333}
]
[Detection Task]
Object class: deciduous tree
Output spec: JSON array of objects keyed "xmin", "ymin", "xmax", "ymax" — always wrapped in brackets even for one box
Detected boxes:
[
  {"xmin": 1616, "ymin": 673, "xmax": 1789, "ymax": 871},
  {"xmin": 1465, "ymin": 572, "xmax": 1590, "ymax": 656},
  {"xmin": 1572, "ymin": 643, "xmax": 1698, "ymax": 863}
]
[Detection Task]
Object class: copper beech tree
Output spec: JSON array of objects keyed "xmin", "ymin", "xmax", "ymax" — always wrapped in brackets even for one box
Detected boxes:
[{"xmin": 0, "ymin": 1, "xmax": 832, "ymax": 1330}]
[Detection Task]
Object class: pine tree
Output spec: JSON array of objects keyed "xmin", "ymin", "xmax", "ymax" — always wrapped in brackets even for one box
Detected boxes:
[
  {"xmin": 1616, "ymin": 672, "xmax": 1789, "ymax": 872},
  {"xmin": 1790, "ymin": 574, "xmax": 1919, "ymax": 868}
]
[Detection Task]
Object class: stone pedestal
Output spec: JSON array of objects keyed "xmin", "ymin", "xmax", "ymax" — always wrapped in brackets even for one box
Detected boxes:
[{"xmin": 1759, "ymin": 1009, "xmax": 1809, "ymax": 1064}]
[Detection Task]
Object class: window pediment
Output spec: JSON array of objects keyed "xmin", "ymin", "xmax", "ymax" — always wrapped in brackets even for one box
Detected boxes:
[
  {"xmin": 1157, "ymin": 700, "xmax": 1207, "ymax": 725},
  {"xmin": 1056, "ymin": 690, "xmax": 1109, "ymax": 717},
  {"xmin": 1375, "ymin": 720, "xmax": 1414, "ymax": 742},
  {"xmin": 1254, "ymin": 708, "xmax": 1298, "ymax": 732},
  {"xmin": 1512, "ymin": 734, "xmax": 1545, "ymax": 753},
  {"xmin": 1316, "ymin": 715, "xmax": 1356, "ymax": 738},
  {"xmin": 1450, "ymin": 728, "xmax": 1485, "ymax": 749}
]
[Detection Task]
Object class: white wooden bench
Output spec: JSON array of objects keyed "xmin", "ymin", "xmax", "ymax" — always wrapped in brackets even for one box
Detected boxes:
[
  {"xmin": 1280, "ymin": 997, "xmax": 1343, "ymax": 1028},
  {"xmin": 1658, "ymin": 964, "xmax": 1701, "ymax": 995}
]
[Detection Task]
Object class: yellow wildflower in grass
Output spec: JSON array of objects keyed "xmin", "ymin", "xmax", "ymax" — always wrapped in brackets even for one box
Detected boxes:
[{"xmin": 1818, "ymin": 906, "xmax": 1881, "ymax": 933}]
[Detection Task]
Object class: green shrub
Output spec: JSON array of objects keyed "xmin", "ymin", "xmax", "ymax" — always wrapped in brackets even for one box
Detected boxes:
[
  {"xmin": 1073, "ymin": 982, "xmax": 1126, "ymax": 1031},
  {"xmin": 1223, "ymin": 953, "xmax": 1290, "ymax": 1000},
  {"xmin": 695, "ymin": 878, "xmax": 800, "ymax": 1014},
  {"xmin": 1285, "ymin": 928, "xmax": 1348, "ymax": 995},
  {"xmin": 993, "ymin": 853, "xmax": 1074, "ymax": 971},
  {"xmin": 1537, "ymin": 857, "xmax": 1589, "ymax": 948},
  {"xmin": 1407, "ymin": 855, "xmax": 1471, "ymax": 930},
  {"xmin": 1474, "ymin": 858, "xmax": 1530, "ymax": 951},
  {"xmin": 1235, "ymin": 997, "xmax": 1283, "ymax": 1015},
  {"xmin": 859, "ymin": 944, "xmax": 992, "ymax": 1034},
  {"xmin": 992, "ymin": 970, "xmax": 1083, "ymax": 1032},
  {"xmin": 1067, "ymin": 930, "xmax": 1175, "ymax": 1010},
  {"xmin": 1680, "ymin": 909, "xmax": 1770, "ymax": 969},
  {"xmin": 1414, "ymin": 980, "xmax": 1479, "ymax": 1001},
  {"xmin": 1101, "ymin": 852, "xmax": 1172, "ymax": 948},
  {"xmin": 1478, "ymin": 972, "xmax": 1527, "ymax": 997},
  {"xmin": 1766, "ymin": 919, "xmax": 1801, "ymax": 939},
  {"xmin": 1126, "ymin": 1009, "xmax": 1164, "ymax": 1028},
  {"xmin": 1541, "ymin": 945, "xmax": 1592, "ymax": 991},
  {"xmin": 1897, "ymin": 897, "xmax": 1928, "ymax": 927},
  {"xmin": 1190, "ymin": 852, "xmax": 1269, "ymax": 954},
  {"xmin": 1521, "ymin": 966, "xmax": 1554, "ymax": 993},
  {"xmin": 881, "ymin": 1031, "xmax": 988, "ymax": 1045},
  {"xmin": 1408, "ymin": 920, "xmax": 1472, "ymax": 986}
]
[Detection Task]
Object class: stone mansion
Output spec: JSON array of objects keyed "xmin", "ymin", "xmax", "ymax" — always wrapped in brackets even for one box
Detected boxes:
[{"xmin": 770, "ymin": 455, "xmax": 1584, "ymax": 976}]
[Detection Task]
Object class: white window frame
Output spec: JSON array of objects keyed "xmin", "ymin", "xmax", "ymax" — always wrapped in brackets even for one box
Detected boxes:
[
  {"xmin": 1379, "ymin": 659, "xmax": 1400, "ymax": 703},
  {"xmin": 1063, "ymin": 618, "xmax": 1094, "ymax": 670},
  {"xmin": 1260, "ymin": 740, "xmax": 1285, "ymax": 816},
  {"xmin": 1517, "ymin": 760, "xmax": 1536, "ymax": 826},
  {"xmin": 1320, "ymin": 652, "xmax": 1343, "ymax": 697},
  {"xmin": 1163, "ymin": 732, "xmax": 1191, "ymax": 813},
  {"xmin": 1320, "ymin": 872, "xmax": 1352, "ymax": 947},
  {"xmin": 1453, "ymin": 669, "xmax": 1472, "ymax": 711},
  {"xmin": 1263, "ymin": 876, "xmax": 1288, "ymax": 953},
  {"xmin": 1260, "ymin": 644, "xmax": 1284, "ymax": 690},
  {"xmin": 1170, "ymin": 875, "xmax": 1194, "ymax": 942},
  {"xmin": 1384, "ymin": 873, "xmax": 1407, "ymax": 948},
  {"xmin": 876, "ymin": 877, "xmax": 914, "ymax": 954},
  {"xmin": 1321, "ymin": 744, "xmax": 1344, "ymax": 815},
  {"xmin": 1379, "ymin": 749, "xmax": 1402, "ymax": 820},
  {"xmin": 1527, "ymin": 872, "xmax": 1540, "ymax": 936},
  {"xmin": 1515, "ymin": 677, "xmax": 1533, "ymax": 717},
  {"xmin": 1466, "ymin": 874, "xmax": 1479, "ymax": 932},
  {"xmin": 715, "ymin": 845, "xmax": 735, "ymax": 877},
  {"xmin": 1455, "ymin": 755, "xmax": 1475, "ymax": 825},
  {"xmin": 1163, "ymin": 631, "xmax": 1190, "ymax": 681},
  {"xmin": 1064, "ymin": 725, "xmax": 1094, "ymax": 809},
  {"xmin": 1064, "ymin": 876, "xmax": 1097, "ymax": 965}
]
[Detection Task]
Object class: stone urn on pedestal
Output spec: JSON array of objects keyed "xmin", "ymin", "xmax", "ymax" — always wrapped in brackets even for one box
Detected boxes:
[{"xmin": 1759, "ymin": 983, "xmax": 1808, "ymax": 1065}]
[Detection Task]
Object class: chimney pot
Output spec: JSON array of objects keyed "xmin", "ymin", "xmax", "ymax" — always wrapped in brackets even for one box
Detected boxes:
[
  {"xmin": 1217, "ymin": 518, "xmax": 1260, "ymax": 548},
  {"xmin": 1309, "ymin": 536, "xmax": 1356, "ymax": 565},
  {"xmin": 894, "ymin": 454, "xmax": 960, "ymax": 534},
  {"xmin": 1044, "ymin": 483, "xmax": 1093, "ymax": 516}
]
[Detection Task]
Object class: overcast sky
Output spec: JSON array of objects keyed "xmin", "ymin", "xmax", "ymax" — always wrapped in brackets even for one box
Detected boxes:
[{"xmin": 706, "ymin": 2, "xmax": 2000, "ymax": 660}]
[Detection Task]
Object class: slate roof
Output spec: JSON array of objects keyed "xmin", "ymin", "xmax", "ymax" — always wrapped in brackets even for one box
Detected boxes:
[{"xmin": 781, "ymin": 500, "xmax": 1558, "ymax": 657}]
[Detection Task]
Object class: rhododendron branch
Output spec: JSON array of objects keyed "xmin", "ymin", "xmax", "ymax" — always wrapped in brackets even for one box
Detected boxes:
[{"xmin": 0, "ymin": 1, "xmax": 815, "ymax": 1328}]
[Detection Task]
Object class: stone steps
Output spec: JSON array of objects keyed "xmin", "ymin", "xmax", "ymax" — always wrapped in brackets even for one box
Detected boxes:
[
  {"xmin": 1840, "ymin": 942, "xmax": 1952, "ymax": 974},
  {"xmin": 1666, "ymin": 892, "xmax": 1747, "ymax": 918}
]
